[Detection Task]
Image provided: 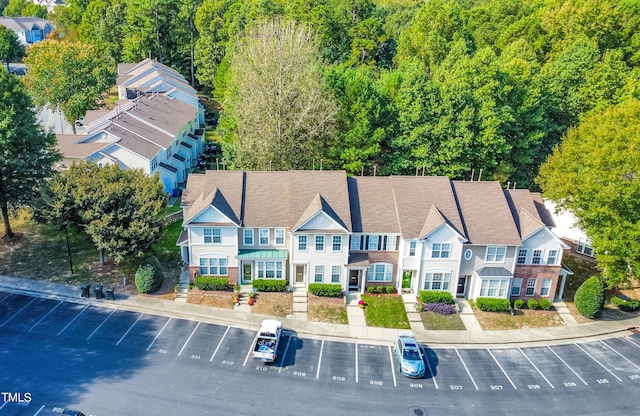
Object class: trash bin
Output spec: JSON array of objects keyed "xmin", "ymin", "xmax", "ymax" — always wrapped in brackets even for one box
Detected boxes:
[
  {"xmin": 80, "ymin": 283, "xmax": 90, "ymax": 298},
  {"xmin": 94, "ymin": 284, "xmax": 104, "ymax": 299},
  {"xmin": 105, "ymin": 287, "xmax": 114, "ymax": 300}
]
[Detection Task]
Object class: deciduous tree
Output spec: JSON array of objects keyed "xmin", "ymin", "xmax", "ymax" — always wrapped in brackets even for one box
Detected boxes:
[
  {"xmin": 537, "ymin": 100, "xmax": 640, "ymax": 287},
  {"xmin": 0, "ymin": 69, "xmax": 60, "ymax": 239},
  {"xmin": 22, "ymin": 40, "xmax": 116, "ymax": 133},
  {"xmin": 0, "ymin": 25, "xmax": 23, "ymax": 69}
]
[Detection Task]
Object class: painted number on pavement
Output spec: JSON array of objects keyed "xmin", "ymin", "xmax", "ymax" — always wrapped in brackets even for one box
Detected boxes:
[
  {"xmin": 222, "ymin": 360, "xmax": 234, "ymax": 366},
  {"xmin": 490, "ymin": 385, "xmax": 503, "ymax": 390},
  {"xmin": 332, "ymin": 376, "xmax": 345, "ymax": 382},
  {"xmin": 450, "ymin": 385, "xmax": 462, "ymax": 390},
  {"xmin": 370, "ymin": 380, "xmax": 383, "ymax": 386}
]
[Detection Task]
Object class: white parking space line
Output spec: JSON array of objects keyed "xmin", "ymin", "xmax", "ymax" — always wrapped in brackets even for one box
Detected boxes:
[
  {"xmin": 455, "ymin": 348, "xmax": 479, "ymax": 390},
  {"xmin": 1, "ymin": 297, "xmax": 37, "ymax": 327},
  {"xmin": 316, "ymin": 340, "xmax": 324, "ymax": 379},
  {"xmin": 574, "ymin": 342, "xmax": 622, "ymax": 382},
  {"xmin": 0, "ymin": 401, "xmax": 7, "ymax": 410},
  {"xmin": 116, "ymin": 313, "xmax": 144, "ymax": 346},
  {"xmin": 0, "ymin": 292, "xmax": 11, "ymax": 303},
  {"xmin": 32, "ymin": 404, "xmax": 45, "ymax": 415},
  {"xmin": 422, "ymin": 348, "xmax": 438, "ymax": 389},
  {"xmin": 487, "ymin": 349, "xmax": 517, "ymax": 390},
  {"xmin": 243, "ymin": 331, "xmax": 260, "ymax": 366},
  {"xmin": 518, "ymin": 347, "xmax": 554, "ymax": 388},
  {"xmin": 388, "ymin": 346, "xmax": 397, "ymax": 387},
  {"xmin": 57, "ymin": 305, "xmax": 88, "ymax": 336},
  {"xmin": 146, "ymin": 317, "xmax": 172, "ymax": 351},
  {"xmin": 355, "ymin": 342, "xmax": 359, "ymax": 383},
  {"xmin": 625, "ymin": 336, "xmax": 640, "ymax": 349},
  {"xmin": 29, "ymin": 300, "xmax": 62, "ymax": 331},
  {"xmin": 547, "ymin": 346, "xmax": 588, "ymax": 385},
  {"xmin": 600, "ymin": 340, "xmax": 640, "ymax": 370},
  {"xmin": 86, "ymin": 309, "xmax": 116, "ymax": 341},
  {"xmin": 278, "ymin": 336, "xmax": 292, "ymax": 373},
  {"xmin": 210, "ymin": 326, "xmax": 230, "ymax": 362},
  {"xmin": 178, "ymin": 322, "xmax": 201, "ymax": 356}
]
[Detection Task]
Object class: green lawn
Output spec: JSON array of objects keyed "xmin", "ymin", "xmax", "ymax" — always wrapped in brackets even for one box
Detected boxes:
[
  {"xmin": 362, "ymin": 294, "xmax": 410, "ymax": 329},
  {"xmin": 159, "ymin": 197, "xmax": 182, "ymax": 218},
  {"xmin": 420, "ymin": 311, "xmax": 466, "ymax": 330},
  {"xmin": 562, "ymin": 253, "xmax": 601, "ymax": 301}
]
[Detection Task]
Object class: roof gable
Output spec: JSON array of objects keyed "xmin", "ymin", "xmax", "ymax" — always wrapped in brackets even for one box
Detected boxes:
[
  {"xmin": 293, "ymin": 193, "xmax": 348, "ymax": 232},
  {"xmin": 419, "ymin": 205, "xmax": 467, "ymax": 241},
  {"xmin": 519, "ymin": 208, "xmax": 545, "ymax": 239},
  {"xmin": 184, "ymin": 188, "xmax": 240, "ymax": 226}
]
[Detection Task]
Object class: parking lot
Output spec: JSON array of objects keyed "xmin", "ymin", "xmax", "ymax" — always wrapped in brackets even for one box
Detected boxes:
[{"xmin": 2, "ymin": 291, "xmax": 640, "ymax": 414}]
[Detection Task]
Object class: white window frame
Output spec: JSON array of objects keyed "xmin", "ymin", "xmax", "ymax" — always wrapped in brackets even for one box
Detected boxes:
[
  {"xmin": 331, "ymin": 265, "xmax": 340, "ymax": 283},
  {"xmin": 275, "ymin": 229, "xmax": 285, "ymax": 246},
  {"xmin": 259, "ymin": 229, "xmax": 269, "ymax": 246},
  {"xmin": 479, "ymin": 279, "xmax": 509, "ymax": 298},
  {"xmin": 409, "ymin": 241, "xmax": 416, "ymax": 257},
  {"xmin": 298, "ymin": 235, "xmax": 307, "ymax": 251},
  {"xmin": 532, "ymin": 250, "xmax": 542, "ymax": 264},
  {"xmin": 198, "ymin": 256, "xmax": 228, "ymax": 275},
  {"xmin": 485, "ymin": 246, "xmax": 506, "ymax": 263},
  {"xmin": 243, "ymin": 229, "xmax": 254, "ymax": 246},
  {"xmin": 540, "ymin": 278, "xmax": 552, "ymax": 297},
  {"xmin": 332, "ymin": 235, "xmax": 342, "ymax": 252},
  {"xmin": 517, "ymin": 249, "xmax": 527, "ymax": 264},
  {"xmin": 547, "ymin": 250, "xmax": 557, "ymax": 265},
  {"xmin": 204, "ymin": 228, "xmax": 221, "ymax": 244},
  {"xmin": 432, "ymin": 243, "xmax": 451, "ymax": 259},
  {"xmin": 315, "ymin": 235, "xmax": 325, "ymax": 251},
  {"xmin": 423, "ymin": 271, "xmax": 452, "ymax": 291},
  {"xmin": 511, "ymin": 278, "xmax": 522, "ymax": 296},
  {"xmin": 525, "ymin": 278, "xmax": 536, "ymax": 296},
  {"xmin": 314, "ymin": 265, "xmax": 324, "ymax": 283},
  {"xmin": 368, "ymin": 235, "xmax": 378, "ymax": 251},
  {"xmin": 257, "ymin": 260, "xmax": 283, "ymax": 279},
  {"xmin": 366, "ymin": 263, "xmax": 392, "ymax": 282},
  {"xmin": 351, "ymin": 235, "xmax": 361, "ymax": 250}
]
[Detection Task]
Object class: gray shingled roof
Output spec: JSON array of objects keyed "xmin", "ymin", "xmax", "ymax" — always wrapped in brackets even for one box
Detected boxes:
[
  {"xmin": 452, "ymin": 181, "xmax": 522, "ymax": 245},
  {"xmin": 126, "ymin": 95, "xmax": 196, "ymax": 137},
  {"xmin": 390, "ymin": 176, "xmax": 465, "ymax": 239},
  {"xmin": 476, "ymin": 267, "xmax": 513, "ymax": 277},
  {"xmin": 348, "ymin": 177, "xmax": 400, "ymax": 234},
  {"xmin": 55, "ymin": 135, "xmax": 110, "ymax": 158},
  {"xmin": 105, "ymin": 124, "xmax": 162, "ymax": 159},
  {"xmin": 504, "ymin": 189, "xmax": 548, "ymax": 239},
  {"xmin": 111, "ymin": 113, "xmax": 173, "ymax": 148}
]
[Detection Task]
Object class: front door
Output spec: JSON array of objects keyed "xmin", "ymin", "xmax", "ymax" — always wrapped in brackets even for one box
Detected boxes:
[
  {"xmin": 295, "ymin": 265, "xmax": 305, "ymax": 283},
  {"xmin": 243, "ymin": 263, "xmax": 252, "ymax": 284},
  {"xmin": 402, "ymin": 271, "xmax": 413, "ymax": 290},
  {"xmin": 349, "ymin": 270, "xmax": 359, "ymax": 290},
  {"xmin": 457, "ymin": 276, "xmax": 467, "ymax": 297}
]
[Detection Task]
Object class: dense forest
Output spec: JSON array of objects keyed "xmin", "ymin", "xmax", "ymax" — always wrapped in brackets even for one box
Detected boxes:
[{"xmin": 3, "ymin": 0, "xmax": 640, "ymax": 188}]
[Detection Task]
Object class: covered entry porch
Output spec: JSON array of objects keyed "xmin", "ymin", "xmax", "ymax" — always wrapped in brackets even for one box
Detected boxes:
[
  {"xmin": 346, "ymin": 252, "xmax": 369, "ymax": 294},
  {"xmin": 236, "ymin": 249, "xmax": 288, "ymax": 285}
]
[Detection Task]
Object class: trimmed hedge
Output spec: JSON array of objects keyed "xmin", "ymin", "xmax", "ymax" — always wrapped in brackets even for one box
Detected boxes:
[
  {"xmin": 513, "ymin": 299, "xmax": 524, "ymax": 309},
  {"xmin": 539, "ymin": 298, "xmax": 552, "ymax": 310},
  {"xmin": 253, "ymin": 279, "xmax": 287, "ymax": 292},
  {"xmin": 574, "ymin": 276, "xmax": 605, "ymax": 318},
  {"xmin": 610, "ymin": 296, "xmax": 640, "ymax": 312},
  {"xmin": 419, "ymin": 290, "xmax": 454, "ymax": 305},
  {"xmin": 309, "ymin": 283, "xmax": 343, "ymax": 298},
  {"xmin": 195, "ymin": 277, "xmax": 229, "ymax": 291},
  {"xmin": 423, "ymin": 302, "xmax": 457, "ymax": 315},
  {"xmin": 527, "ymin": 299, "xmax": 539, "ymax": 310},
  {"xmin": 135, "ymin": 255, "xmax": 163, "ymax": 294},
  {"xmin": 476, "ymin": 297, "xmax": 511, "ymax": 312}
]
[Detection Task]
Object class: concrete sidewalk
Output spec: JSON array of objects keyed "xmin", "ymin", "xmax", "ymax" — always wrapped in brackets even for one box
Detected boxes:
[{"xmin": 1, "ymin": 275, "xmax": 638, "ymax": 347}]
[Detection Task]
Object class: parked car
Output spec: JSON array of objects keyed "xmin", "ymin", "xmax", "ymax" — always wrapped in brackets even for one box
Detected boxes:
[
  {"xmin": 252, "ymin": 319, "xmax": 282, "ymax": 363},
  {"xmin": 393, "ymin": 334, "xmax": 425, "ymax": 378}
]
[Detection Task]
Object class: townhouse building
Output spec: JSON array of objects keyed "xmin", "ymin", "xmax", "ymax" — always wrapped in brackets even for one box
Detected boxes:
[
  {"xmin": 179, "ymin": 170, "xmax": 571, "ymax": 301},
  {"xmin": 55, "ymin": 59, "xmax": 205, "ymax": 195}
]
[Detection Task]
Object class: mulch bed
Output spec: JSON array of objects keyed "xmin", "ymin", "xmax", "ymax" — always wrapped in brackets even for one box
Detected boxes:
[{"xmin": 187, "ymin": 287, "xmax": 235, "ymax": 309}]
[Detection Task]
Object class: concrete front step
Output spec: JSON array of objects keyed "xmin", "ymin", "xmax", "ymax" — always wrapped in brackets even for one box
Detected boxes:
[
  {"xmin": 293, "ymin": 297, "xmax": 307, "ymax": 303},
  {"xmin": 293, "ymin": 303, "xmax": 308, "ymax": 313},
  {"xmin": 407, "ymin": 312, "xmax": 423, "ymax": 322}
]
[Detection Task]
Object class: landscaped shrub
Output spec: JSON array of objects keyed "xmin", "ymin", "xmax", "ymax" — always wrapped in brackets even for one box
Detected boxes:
[
  {"xmin": 527, "ymin": 299, "xmax": 539, "ymax": 310},
  {"xmin": 309, "ymin": 283, "xmax": 343, "ymax": 298},
  {"xmin": 538, "ymin": 298, "xmax": 552, "ymax": 310},
  {"xmin": 376, "ymin": 285, "xmax": 383, "ymax": 294},
  {"xmin": 513, "ymin": 299, "xmax": 524, "ymax": 309},
  {"xmin": 574, "ymin": 276, "xmax": 605, "ymax": 318},
  {"xmin": 475, "ymin": 297, "xmax": 510, "ymax": 312},
  {"xmin": 385, "ymin": 285, "xmax": 395, "ymax": 294},
  {"xmin": 419, "ymin": 290, "xmax": 454, "ymax": 305},
  {"xmin": 253, "ymin": 279, "xmax": 287, "ymax": 292},
  {"xmin": 135, "ymin": 255, "xmax": 163, "ymax": 294},
  {"xmin": 367, "ymin": 286, "xmax": 375, "ymax": 293},
  {"xmin": 610, "ymin": 296, "xmax": 640, "ymax": 312},
  {"xmin": 195, "ymin": 277, "xmax": 229, "ymax": 291},
  {"xmin": 423, "ymin": 302, "xmax": 457, "ymax": 315}
]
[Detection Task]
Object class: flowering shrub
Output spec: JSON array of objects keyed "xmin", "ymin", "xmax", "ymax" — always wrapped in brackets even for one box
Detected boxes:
[{"xmin": 423, "ymin": 302, "xmax": 457, "ymax": 315}]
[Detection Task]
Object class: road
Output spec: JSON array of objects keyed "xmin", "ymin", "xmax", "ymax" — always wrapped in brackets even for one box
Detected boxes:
[
  {"xmin": 35, "ymin": 105, "xmax": 74, "ymax": 135},
  {"xmin": 1, "ymin": 291, "xmax": 640, "ymax": 415}
]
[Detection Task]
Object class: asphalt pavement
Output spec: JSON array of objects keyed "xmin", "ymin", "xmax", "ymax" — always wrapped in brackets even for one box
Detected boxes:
[{"xmin": 1, "ymin": 274, "xmax": 638, "ymax": 347}]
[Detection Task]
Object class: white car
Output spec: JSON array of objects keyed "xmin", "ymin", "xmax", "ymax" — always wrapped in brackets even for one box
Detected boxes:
[{"xmin": 393, "ymin": 334, "xmax": 426, "ymax": 378}]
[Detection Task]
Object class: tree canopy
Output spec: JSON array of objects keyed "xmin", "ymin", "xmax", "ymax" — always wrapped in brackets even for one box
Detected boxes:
[
  {"xmin": 0, "ymin": 68, "xmax": 60, "ymax": 239},
  {"xmin": 22, "ymin": 40, "xmax": 116, "ymax": 133},
  {"xmin": 537, "ymin": 100, "xmax": 640, "ymax": 286},
  {"xmin": 0, "ymin": 25, "xmax": 23, "ymax": 69},
  {"xmin": 36, "ymin": 161, "xmax": 167, "ymax": 264}
]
